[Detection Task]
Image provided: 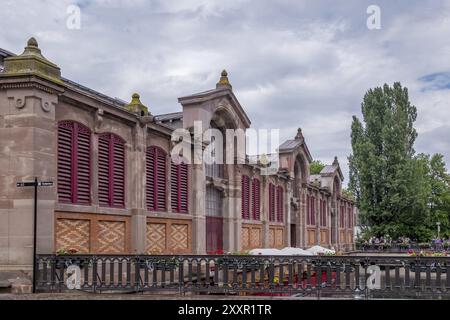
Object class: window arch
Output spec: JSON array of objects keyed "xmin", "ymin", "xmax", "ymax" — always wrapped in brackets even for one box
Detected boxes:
[
  {"xmin": 170, "ymin": 156, "xmax": 188, "ymax": 214},
  {"xmin": 206, "ymin": 186, "xmax": 222, "ymax": 217},
  {"xmin": 241, "ymin": 175, "xmax": 250, "ymax": 219},
  {"xmin": 252, "ymin": 178, "xmax": 260, "ymax": 220},
  {"xmin": 320, "ymin": 199, "xmax": 327, "ymax": 227},
  {"xmin": 98, "ymin": 133, "xmax": 125, "ymax": 208},
  {"xmin": 146, "ymin": 146, "xmax": 167, "ymax": 211},
  {"xmin": 57, "ymin": 121, "xmax": 91, "ymax": 204}
]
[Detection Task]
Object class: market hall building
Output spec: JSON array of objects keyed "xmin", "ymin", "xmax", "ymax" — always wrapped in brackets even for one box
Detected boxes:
[{"xmin": 0, "ymin": 38, "xmax": 356, "ymax": 274}]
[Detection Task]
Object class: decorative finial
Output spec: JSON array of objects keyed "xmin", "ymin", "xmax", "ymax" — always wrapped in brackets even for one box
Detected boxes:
[
  {"xmin": 0, "ymin": 37, "xmax": 62, "ymax": 84},
  {"xmin": 125, "ymin": 92, "xmax": 150, "ymax": 117},
  {"xmin": 216, "ymin": 69, "xmax": 232, "ymax": 89},
  {"xmin": 295, "ymin": 128, "xmax": 303, "ymax": 140},
  {"xmin": 333, "ymin": 156, "xmax": 339, "ymax": 166},
  {"xmin": 27, "ymin": 37, "xmax": 38, "ymax": 47}
]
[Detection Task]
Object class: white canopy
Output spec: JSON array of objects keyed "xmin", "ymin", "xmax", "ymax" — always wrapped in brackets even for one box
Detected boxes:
[
  {"xmin": 280, "ymin": 247, "xmax": 311, "ymax": 256},
  {"xmin": 306, "ymin": 245, "xmax": 335, "ymax": 255},
  {"xmin": 248, "ymin": 248, "xmax": 285, "ymax": 256}
]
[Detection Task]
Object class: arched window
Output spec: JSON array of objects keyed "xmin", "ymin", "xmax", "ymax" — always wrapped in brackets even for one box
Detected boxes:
[
  {"xmin": 276, "ymin": 186, "xmax": 284, "ymax": 222},
  {"xmin": 320, "ymin": 200, "xmax": 327, "ymax": 227},
  {"xmin": 340, "ymin": 205, "xmax": 345, "ymax": 227},
  {"xmin": 206, "ymin": 186, "xmax": 222, "ymax": 217},
  {"xmin": 347, "ymin": 206, "xmax": 353, "ymax": 228},
  {"xmin": 98, "ymin": 133, "xmax": 125, "ymax": 208},
  {"xmin": 311, "ymin": 196, "xmax": 316, "ymax": 225},
  {"xmin": 146, "ymin": 146, "xmax": 167, "ymax": 211},
  {"xmin": 307, "ymin": 195, "xmax": 315, "ymax": 226},
  {"xmin": 57, "ymin": 121, "xmax": 91, "ymax": 204},
  {"xmin": 269, "ymin": 183, "xmax": 275, "ymax": 222},
  {"xmin": 252, "ymin": 178, "xmax": 260, "ymax": 220},
  {"xmin": 241, "ymin": 175, "xmax": 250, "ymax": 219},
  {"xmin": 170, "ymin": 157, "xmax": 188, "ymax": 213}
]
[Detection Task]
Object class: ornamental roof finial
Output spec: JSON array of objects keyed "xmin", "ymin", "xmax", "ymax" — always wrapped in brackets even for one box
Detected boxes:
[
  {"xmin": 216, "ymin": 69, "xmax": 232, "ymax": 89},
  {"xmin": 295, "ymin": 128, "xmax": 303, "ymax": 140},
  {"xmin": 124, "ymin": 93, "xmax": 150, "ymax": 117},
  {"xmin": 333, "ymin": 156, "xmax": 339, "ymax": 166},
  {"xmin": 0, "ymin": 37, "xmax": 62, "ymax": 84}
]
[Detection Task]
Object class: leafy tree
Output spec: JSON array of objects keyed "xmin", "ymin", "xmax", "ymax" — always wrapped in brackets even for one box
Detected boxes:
[
  {"xmin": 310, "ymin": 160, "xmax": 325, "ymax": 174},
  {"xmin": 348, "ymin": 82, "xmax": 434, "ymax": 240},
  {"xmin": 427, "ymin": 154, "xmax": 450, "ymax": 238}
]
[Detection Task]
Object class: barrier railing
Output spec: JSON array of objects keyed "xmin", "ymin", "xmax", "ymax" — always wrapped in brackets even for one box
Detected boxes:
[{"xmin": 36, "ymin": 254, "xmax": 450, "ymax": 299}]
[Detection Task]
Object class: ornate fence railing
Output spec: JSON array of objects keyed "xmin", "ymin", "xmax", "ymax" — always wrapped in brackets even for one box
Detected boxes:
[{"xmin": 36, "ymin": 254, "xmax": 450, "ymax": 299}]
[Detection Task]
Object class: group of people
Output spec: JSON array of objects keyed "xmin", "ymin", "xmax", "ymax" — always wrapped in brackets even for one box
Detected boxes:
[{"xmin": 363, "ymin": 235, "xmax": 449, "ymax": 249}]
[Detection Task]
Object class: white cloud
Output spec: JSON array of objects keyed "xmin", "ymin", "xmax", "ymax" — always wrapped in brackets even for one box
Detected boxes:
[{"xmin": 1, "ymin": 0, "xmax": 449, "ymax": 181}]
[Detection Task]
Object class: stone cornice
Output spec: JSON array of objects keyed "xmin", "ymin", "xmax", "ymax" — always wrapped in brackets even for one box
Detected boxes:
[{"xmin": 0, "ymin": 74, "xmax": 65, "ymax": 94}]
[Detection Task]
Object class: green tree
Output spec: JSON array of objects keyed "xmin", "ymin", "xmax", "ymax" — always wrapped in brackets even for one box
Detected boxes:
[
  {"xmin": 348, "ymin": 82, "xmax": 432, "ymax": 240},
  {"xmin": 427, "ymin": 154, "xmax": 450, "ymax": 238},
  {"xmin": 310, "ymin": 160, "xmax": 325, "ymax": 175}
]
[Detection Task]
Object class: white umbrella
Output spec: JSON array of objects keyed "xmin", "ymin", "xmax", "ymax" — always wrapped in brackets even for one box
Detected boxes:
[
  {"xmin": 280, "ymin": 247, "xmax": 311, "ymax": 256},
  {"xmin": 248, "ymin": 248, "xmax": 284, "ymax": 256},
  {"xmin": 306, "ymin": 245, "xmax": 335, "ymax": 255}
]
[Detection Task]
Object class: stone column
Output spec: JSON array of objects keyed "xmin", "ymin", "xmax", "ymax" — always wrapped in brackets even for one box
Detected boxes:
[
  {"xmin": 0, "ymin": 38, "xmax": 65, "ymax": 277},
  {"xmin": 129, "ymin": 121, "xmax": 148, "ymax": 254},
  {"xmin": 0, "ymin": 84, "xmax": 61, "ymax": 271},
  {"xmin": 285, "ymin": 179, "xmax": 292, "ymax": 247},
  {"xmin": 261, "ymin": 177, "xmax": 269, "ymax": 247},
  {"xmin": 191, "ymin": 163, "xmax": 206, "ymax": 254}
]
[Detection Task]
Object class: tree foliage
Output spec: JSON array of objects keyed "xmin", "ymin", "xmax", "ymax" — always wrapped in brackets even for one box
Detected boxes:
[
  {"xmin": 310, "ymin": 160, "xmax": 326, "ymax": 175},
  {"xmin": 349, "ymin": 82, "xmax": 450, "ymax": 241}
]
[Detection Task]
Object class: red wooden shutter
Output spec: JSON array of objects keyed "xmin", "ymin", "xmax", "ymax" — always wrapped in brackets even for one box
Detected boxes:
[
  {"xmin": 146, "ymin": 147, "xmax": 166, "ymax": 211},
  {"xmin": 146, "ymin": 147, "xmax": 156, "ymax": 210},
  {"xmin": 252, "ymin": 178, "xmax": 260, "ymax": 220},
  {"xmin": 57, "ymin": 121, "xmax": 91, "ymax": 205},
  {"xmin": 98, "ymin": 133, "xmax": 125, "ymax": 208},
  {"xmin": 171, "ymin": 159, "xmax": 188, "ymax": 214},
  {"xmin": 112, "ymin": 135, "xmax": 125, "ymax": 208},
  {"xmin": 276, "ymin": 186, "xmax": 283, "ymax": 222},
  {"xmin": 98, "ymin": 134, "xmax": 110, "ymax": 206},
  {"xmin": 75, "ymin": 124, "xmax": 91, "ymax": 204},
  {"xmin": 156, "ymin": 149, "xmax": 166, "ymax": 211},
  {"xmin": 57, "ymin": 122, "xmax": 74, "ymax": 203},
  {"xmin": 269, "ymin": 183, "xmax": 275, "ymax": 222},
  {"xmin": 241, "ymin": 175, "xmax": 250, "ymax": 219}
]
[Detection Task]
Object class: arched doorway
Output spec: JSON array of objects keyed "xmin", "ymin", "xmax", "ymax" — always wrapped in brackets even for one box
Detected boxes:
[
  {"xmin": 291, "ymin": 153, "xmax": 308, "ymax": 247},
  {"xmin": 206, "ymin": 185, "xmax": 223, "ymax": 254}
]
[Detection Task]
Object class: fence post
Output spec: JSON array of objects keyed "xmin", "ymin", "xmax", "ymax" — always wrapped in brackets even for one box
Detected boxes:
[{"xmin": 135, "ymin": 256, "xmax": 140, "ymax": 293}]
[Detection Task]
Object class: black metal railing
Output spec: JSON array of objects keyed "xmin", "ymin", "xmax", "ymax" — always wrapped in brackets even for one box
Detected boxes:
[{"xmin": 36, "ymin": 254, "xmax": 450, "ymax": 299}]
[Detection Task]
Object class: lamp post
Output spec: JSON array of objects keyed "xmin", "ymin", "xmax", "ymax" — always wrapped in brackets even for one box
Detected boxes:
[{"xmin": 16, "ymin": 178, "xmax": 53, "ymax": 293}]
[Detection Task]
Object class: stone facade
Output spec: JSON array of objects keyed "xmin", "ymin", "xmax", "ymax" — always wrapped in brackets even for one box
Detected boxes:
[{"xmin": 0, "ymin": 38, "xmax": 356, "ymax": 274}]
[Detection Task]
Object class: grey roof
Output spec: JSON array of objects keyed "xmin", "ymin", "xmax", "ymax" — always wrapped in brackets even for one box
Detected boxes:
[
  {"xmin": 320, "ymin": 164, "xmax": 344, "ymax": 181},
  {"xmin": 154, "ymin": 112, "xmax": 183, "ymax": 122},
  {"xmin": 62, "ymin": 77, "xmax": 127, "ymax": 108},
  {"xmin": 278, "ymin": 139, "xmax": 303, "ymax": 151},
  {"xmin": 320, "ymin": 165, "xmax": 336, "ymax": 175},
  {"xmin": 0, "ymin": 48, "xmax": 15, "ymax": 58}
]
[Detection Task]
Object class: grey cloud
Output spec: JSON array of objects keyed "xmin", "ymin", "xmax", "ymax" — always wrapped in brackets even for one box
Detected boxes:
[{"xmin": 1, "ymin": 0, "xmax": 449, "ymax": 183}]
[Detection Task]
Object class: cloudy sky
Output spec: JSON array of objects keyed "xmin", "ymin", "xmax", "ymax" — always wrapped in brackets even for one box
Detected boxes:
[{"xmin": 1, "ymin": 0, "xmax": 449, "ymax": 183}]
